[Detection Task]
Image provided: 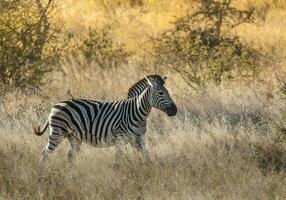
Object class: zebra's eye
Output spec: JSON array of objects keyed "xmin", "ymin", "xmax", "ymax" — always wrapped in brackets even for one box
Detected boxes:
[{"xmin": 158, "ymin": 91, "xmax": 164, "ymax": 96}]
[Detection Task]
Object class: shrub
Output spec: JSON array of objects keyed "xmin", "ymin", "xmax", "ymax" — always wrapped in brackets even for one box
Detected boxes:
[
  {"xmin": 273, "ymin": 78, "xmax": 286, "ymax": 143},
  {"xmin": 153, "ymin": 0, "xmax": 266, "ymax": 90},
  {"xmin": 0, "ymin": 0, "xmax": 60, "ymax": 91},
  {"xmin": 251, "ymin": 142, "xmax": 286, "ymax": 174},
  {"xmin": 99, "ymin": 0, "xmax": 143, "ymax": 9},
  {"xmin": 75, "ymin": 26, "xmax": 130, "ymax": 69}
]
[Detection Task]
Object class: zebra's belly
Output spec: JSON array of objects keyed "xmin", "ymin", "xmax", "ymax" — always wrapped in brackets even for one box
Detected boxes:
[
  {"xmin": 74, "ymin": 132, "xmax": 127, "ymax": 148},
  {"xmin": 88, "ymin": 141, "xmax": 116, "ymax": 148}
]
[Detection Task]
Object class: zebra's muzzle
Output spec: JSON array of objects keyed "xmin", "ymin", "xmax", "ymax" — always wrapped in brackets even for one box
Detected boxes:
[{"xmin": 166, "ymin": 103, "xmax": 177, "ymax": 116}]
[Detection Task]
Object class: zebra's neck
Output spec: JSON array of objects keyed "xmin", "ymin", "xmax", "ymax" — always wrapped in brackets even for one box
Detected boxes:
[
  {"xmin": 122, "ymin": 87, "xmax": 152, "ymax": 130},
  {"xmin": 135, "ymin": 87, "xmax": 152, "ymax": 117}
]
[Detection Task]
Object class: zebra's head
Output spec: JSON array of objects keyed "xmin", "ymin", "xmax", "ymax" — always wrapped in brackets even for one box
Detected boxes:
[{"xmin": 128, "ymin": 75, "xmax": 177, "ymax": 116}]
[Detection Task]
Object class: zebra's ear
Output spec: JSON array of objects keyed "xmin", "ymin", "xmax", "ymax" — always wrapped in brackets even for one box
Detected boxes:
[{"xmin": 145, "ymin": 76, "xmax": 153, "ymax": 87}]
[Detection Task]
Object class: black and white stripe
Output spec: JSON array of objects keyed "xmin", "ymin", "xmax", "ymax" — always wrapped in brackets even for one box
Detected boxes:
[{"xmin": 34, "ymin": 75, "xmax": 177, "ymax": 160}]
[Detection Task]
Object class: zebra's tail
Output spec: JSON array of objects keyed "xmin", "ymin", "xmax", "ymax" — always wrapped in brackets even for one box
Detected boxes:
[{"xmin": 34, "ymin": 121, "xmax": 49, "ymax": 136}]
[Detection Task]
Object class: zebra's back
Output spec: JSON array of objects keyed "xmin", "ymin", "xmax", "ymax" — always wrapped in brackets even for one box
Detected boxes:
[{"xmin": 49, "ymin": 98, "xmax": 125, "ymax": 147}]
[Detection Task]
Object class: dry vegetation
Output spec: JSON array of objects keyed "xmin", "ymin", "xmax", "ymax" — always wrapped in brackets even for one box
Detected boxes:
[{"xmin": 1, "ymin": 0, "xmax": 286, "ymax": 199}]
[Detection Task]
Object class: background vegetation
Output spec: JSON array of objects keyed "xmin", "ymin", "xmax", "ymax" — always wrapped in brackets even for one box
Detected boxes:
[{"xmin": 1, "ymin": 0, "xmax": 286, "ymax": 199}]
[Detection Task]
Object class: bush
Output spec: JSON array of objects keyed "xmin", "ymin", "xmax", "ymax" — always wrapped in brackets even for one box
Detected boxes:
[
  {"xmin": 75, "ymin": 27, "xmax": 130, "ymax": 69},
  {"xmin": 273, "ymin": 79, "xmax": 286, "ymax": 143},
  {"xmin": 252, "ymin": 142, "xmax": 286, "ymax": 174},
  {"xmin": 153, "ymin": 0, "xmax": 266, "ymax": 90},
  {"xmin": 0, "ymin": 0, "xmax": 60, "ymax": 90},
  {"xmin": 99, "ymin": 0, "xmax": 143, "ymax": 9}
]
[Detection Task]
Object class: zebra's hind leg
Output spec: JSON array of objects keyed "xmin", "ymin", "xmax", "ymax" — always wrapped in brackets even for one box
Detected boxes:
[
  {"xmin": 67, "ymin": 134, "xmax": 81, "ymax": 161},
  {"xmin": 40, "ymin": 148, "xmax": 49, "ymax": 162},
  {"xmin": 38, "ymin": 128, "xmax": 65, "ymax": 196},
  {"xmin": 40, "ymin": 127, "xmax": 65, "ymax": 162}
]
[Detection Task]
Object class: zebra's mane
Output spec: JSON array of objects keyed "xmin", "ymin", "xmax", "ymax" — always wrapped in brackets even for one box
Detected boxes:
[{"xmin": 127, "ymin": 75, "xmax": 165, "ymax": 98}]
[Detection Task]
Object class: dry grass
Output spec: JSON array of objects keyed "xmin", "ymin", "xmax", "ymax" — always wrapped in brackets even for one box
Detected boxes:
[
  {"xmin": 58, "ymin": 0, "xmax": 286, "ymax": 58},
  {"xmin": 1, "ymin": 64, "xmax": 286, "ymax": 199},
  {"xmin": 2, "ymin": 0, "xmax": 286, "ymax": 199},
  {"xmin": 2, "ymin": 125, "xmax": 286, "ymax": 200}
]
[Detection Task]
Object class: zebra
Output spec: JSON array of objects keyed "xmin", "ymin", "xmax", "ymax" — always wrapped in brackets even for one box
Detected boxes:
[{"xmin": 34, "ymin": 75, "xmax": 177, "ymax": 161}]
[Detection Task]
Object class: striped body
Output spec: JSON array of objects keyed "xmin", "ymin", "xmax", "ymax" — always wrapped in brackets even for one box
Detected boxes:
[
  {"xmin": 34, "ymin": 75, "xmax": 177, "ymax": 161},
  {"xmin": 48, "ymin": 95, "xmax": 150, "ymax": 149}
]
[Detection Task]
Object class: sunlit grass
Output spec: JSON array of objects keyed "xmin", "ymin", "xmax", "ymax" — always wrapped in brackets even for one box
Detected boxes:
[
  {"xmin": 2, "ymin": 0, "xmax": 286, "ymax": 199},
  {"xmin": 58, "ymin": 0, "xmax": 286, "ymax": 58},
  {"xmin": 1, "ymin": 63, "xmax": 286, "ymax": 199}
]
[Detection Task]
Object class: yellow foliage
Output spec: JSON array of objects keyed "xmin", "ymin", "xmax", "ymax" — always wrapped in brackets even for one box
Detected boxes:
[{"xmin": 57, "ymin": 0, "xmax": 286, "ymax": 59}]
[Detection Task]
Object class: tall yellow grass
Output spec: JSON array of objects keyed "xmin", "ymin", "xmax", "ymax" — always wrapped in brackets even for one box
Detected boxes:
[
  {"xmin": 1, "ymin": 63, "xmax": 286, "ymax": 199},
  {"xmin": 2, "ymin": 0, "xmax": 286, "ymax": 199},
  {"xmin": 59, "ymin": 0, "xmax": 286, "ymax": 57}
]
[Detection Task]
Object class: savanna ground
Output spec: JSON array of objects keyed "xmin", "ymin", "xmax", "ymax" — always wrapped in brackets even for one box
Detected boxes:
[{"xmin": 1, "ymin": 0, "xmax": 286, "ymax": 199}]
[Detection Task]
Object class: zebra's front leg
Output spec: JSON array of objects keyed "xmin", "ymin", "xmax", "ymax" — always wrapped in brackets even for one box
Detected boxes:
[
  {"xmin": 114, "ymin": 135, "xmax": 129, "ymax": 167},
  {"xmin": 115, "ymin": 145, "xmax": 124, "ymax": 163},
  {"xmin": 134, "ymin": 135, "xmax": 151, "ymax": 162},
  {"xmin": 134, "ymin": 135, "xmax": 147, "ymax": 152},
  {"xmin": 67, "ymin": 134, "xmax": 81, "ymax": 161}
]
